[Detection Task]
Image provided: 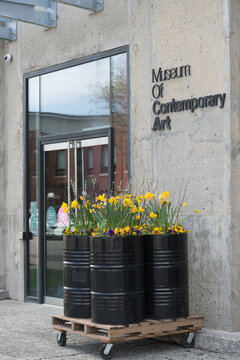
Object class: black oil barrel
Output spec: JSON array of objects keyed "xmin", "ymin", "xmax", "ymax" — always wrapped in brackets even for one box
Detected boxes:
[
  {"xmin": 63, "ymin": 234, "xmax": 91, "ymax": 318},
  {"xmin": 90, "ymin": 235, "xmax": 144, "ymax": 325},
  {"xmin": 144, "ymin": 233, "xmax": 189, "ymax": 320}
]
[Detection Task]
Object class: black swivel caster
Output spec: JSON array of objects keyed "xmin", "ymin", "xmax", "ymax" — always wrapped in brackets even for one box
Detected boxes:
[
  {"xmin": 100, "ymin": 343, "xmax": 114, "ymax": 359},
  {"xmin": 57, "ymin": 332, "xmax": 67, "ymax": 347},
  {"xmin": 181, "ymin": 332, "xmax": 195, "ymax": 348}
]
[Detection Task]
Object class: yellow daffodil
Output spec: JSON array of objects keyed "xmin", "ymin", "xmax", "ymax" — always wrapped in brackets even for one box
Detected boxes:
[
  {"xmin": 96, "ymin": 194, "xmax": 107, "ymax": 202},
  {"xmin": 159, "ymin": 191, "xmax": 169, "ymax": 204},
  {"xmin": 144, "ymin": 192, "xmax": 155, "ymax": 200},
  {"xmin": 136, "ymin": 195, "xmax": 143, "ymax": 203},
  {"xmin": 80, "ymin": 196, "xmax": 86, "ymax": 201},
  {"xmin": 149, "ymin": 211, "xmax": 157, "ymax": 219},
  {"xmin": 123, "ymin": 197, "xmax": 133, "ymax": 207},
  {"xmin": 71, "ymin": 200, "xmax": 78, "ymax": 208},
  {"xmin": 162, "ymin": 191, "xmax": 169, "ymax": 198},
  {"xmin": 108, "ymin": 196, "xmax": 119, "ymax": 206},
  {"xmin": 62, "ymin": 202, "xmax": 68, "ymax": 208},
  {"xmin": 63, "ymin": 206, "xmax": 69, "ymax": 213},
  {"xmin": 131, "ymin": 205, "xmax": 138, "ymax": 213},
  {"xmin": 136, "ymin": 215, "xmax": 140, "ymax": 220},
  {"xmin": 182, "ymin": 203, "xmax": 187, "ymax": 207},
  {"xmin": 138, "ymin": 206, "xmax": 144, "ymax": 213},
  {"xmin": 195, "ymin": 209, "xmax": 199, "ymax": 214}
]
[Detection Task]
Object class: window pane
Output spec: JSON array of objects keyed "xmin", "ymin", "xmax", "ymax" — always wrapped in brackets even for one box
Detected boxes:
[
  {"xmin": 40, "ymin": 58, "xmax": 110, "ymax": 135},
  {"xmin": 56, "ymin": 150, "xmax": 66, "ymax": 176},
  {"xmin": 101, "ymin": 145, "xmax": 109, "ymax": 173},
  {"xmin": 87, "ymin": 148, "xmax": 93, "ymax": 175}
]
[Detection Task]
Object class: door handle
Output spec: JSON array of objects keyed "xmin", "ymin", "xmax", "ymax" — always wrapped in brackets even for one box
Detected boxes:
[{"xmin": 19, "ymin": 232, "xmax": 33, "ymax": 241}]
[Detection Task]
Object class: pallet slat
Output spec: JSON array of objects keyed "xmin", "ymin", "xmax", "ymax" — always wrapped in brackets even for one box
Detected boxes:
[{"xmin": 51, "ymin": 314, "xmax": 204, "ymax": 343}]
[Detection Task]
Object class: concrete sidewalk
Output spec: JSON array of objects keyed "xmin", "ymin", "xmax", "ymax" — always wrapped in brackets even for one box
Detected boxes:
[{"xmin": 0, "ymin": 299, "xmax": 239, "ymax": 360}]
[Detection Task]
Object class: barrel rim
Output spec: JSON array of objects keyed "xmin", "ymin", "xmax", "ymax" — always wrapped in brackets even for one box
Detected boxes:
[
  {"xmin": 90, "ymin": 234, "xmax": 142, "ymax": 241},
  {"xmin": 63, "ymin": 234, "xmax": 89, "ymax": 240},
  {"xmin": 142, "ymin": 233, "xmax": 188, "ymax": 239}
]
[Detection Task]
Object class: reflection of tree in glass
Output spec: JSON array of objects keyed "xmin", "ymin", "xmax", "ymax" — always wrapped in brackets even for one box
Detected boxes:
[
  {"xmin": 91, "ymin": 55, "xmax": 128, "ymax": 192},
  {"xmin": 93, "ymin": 58, "xmax": 127, "ymax": 118},
  {"xmin": 111, "ymin": 61, "xmax": 127, "ymax": 117},
  {"xmin": 111, "ymin": 58, "xmax": 128, "ymax": 192}
]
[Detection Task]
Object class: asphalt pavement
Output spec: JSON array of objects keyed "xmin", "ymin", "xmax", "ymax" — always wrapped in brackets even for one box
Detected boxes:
[{"xmin": 0, "ymin": 299, "xmax": 239, "ymax": 360}]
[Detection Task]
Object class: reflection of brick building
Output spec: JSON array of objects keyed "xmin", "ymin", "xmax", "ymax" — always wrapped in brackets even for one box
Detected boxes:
[
  {"xmin": 44, "ymin": 143, "xmax": 110, "ymax": 203},
  {"xmin": 28, "ymin": 112, "xmax": 128, "ymax": 213},
  {"xmin": 113, "ymin": 116, "xmax": 128, "ymax": 191}
]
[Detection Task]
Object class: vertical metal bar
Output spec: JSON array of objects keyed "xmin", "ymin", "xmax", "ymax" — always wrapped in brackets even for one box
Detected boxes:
[
  {"xmin": 81, "ymin": 146, "xmax": 85, "ymax": 195},
  {"xmin": 38, "ymin": 141, "xmax": 45, "ymax": 304},
  {"xmin": 74, "ymin": 140, "xmax": 77, "ymax": 199},
  {"xmin": 108, "ymin": 127, "xmax": 114, "ymax": 196},
  {"xmin": 109, "ymin": 56, "xmax": 112, "ymax": 127},
  {"xmin": 68, "ymin": 141, "xmax": 71, "ymax": 206},
  {"xmin": 23, "ymin": 76, "xmax": 29, "ymax": 300},
  {"xmin": 126, "ymin": 49, "xmax": 131, "ymax": 185}
]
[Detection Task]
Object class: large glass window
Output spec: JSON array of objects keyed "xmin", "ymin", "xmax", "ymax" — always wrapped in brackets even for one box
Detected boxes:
[{"xmin": 26, "ymin": 50, "xmax": 128, "ymax": 298}]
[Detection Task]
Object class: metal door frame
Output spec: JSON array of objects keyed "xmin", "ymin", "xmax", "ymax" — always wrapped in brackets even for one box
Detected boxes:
[{"xmin": 38, "ymin": 128, "xmax": 114, "ymax": 304}]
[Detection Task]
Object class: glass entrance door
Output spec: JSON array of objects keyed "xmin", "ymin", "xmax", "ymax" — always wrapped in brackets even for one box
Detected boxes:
[{"xmin": 41, "ymin": 136, "xmax": 110, "ymax": 304}]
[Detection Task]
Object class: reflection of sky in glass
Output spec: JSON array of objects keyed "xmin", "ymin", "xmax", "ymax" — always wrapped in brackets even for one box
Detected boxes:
[
  {"xmin": 40, "ymin": 58, "xmax": 110, "ymax": 116},
  {"xmin": 28, "ymin": 77, "xmax": 39, "ymax": 112}
]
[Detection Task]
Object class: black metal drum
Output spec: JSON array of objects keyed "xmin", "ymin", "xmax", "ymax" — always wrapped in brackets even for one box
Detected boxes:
[
  {"xmin": 90, "ymin": 235, "xmax": 144, "ymax": 325},
  {"xmin": 144, "ymin": 233, "xmax": 189, "ymax": 320},
  {"xmin": 63, "ymin": 234, "xmax": 91, "ymax": 318}
]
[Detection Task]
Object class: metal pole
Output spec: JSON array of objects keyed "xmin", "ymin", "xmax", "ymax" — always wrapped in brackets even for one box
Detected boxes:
[
  {"xmin": 68, "ymin": 141, "xmax": 71, "ymax": 206},
  {"xmin": 74, "ymin": 140, "xmax": 78, "ymax": 199},
  {"xmin": 81, "ymin": 146, "xmax": 85, "ymax": 194}
]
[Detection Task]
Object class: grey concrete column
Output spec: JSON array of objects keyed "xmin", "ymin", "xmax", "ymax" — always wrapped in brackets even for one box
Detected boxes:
[
  {"xmin": 229, "ymin": 0, "xmax": 240, "ymax": 332},
  {"xmin": 0, "ymin": 39, "xmax": 6, "ymax": 289}
]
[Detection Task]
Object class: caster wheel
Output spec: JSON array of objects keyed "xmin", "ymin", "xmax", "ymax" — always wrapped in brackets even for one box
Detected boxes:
[
  {"xmin": 181, "ymin": 332, "xmax": 195, "ymax": 348},
  {"xmin": 57, "ymin": 332, "xmax": 67, "ymax": 346},
  {"xmin": 100, "ymin": 343, "xmax": 114, "ymax": 360}
]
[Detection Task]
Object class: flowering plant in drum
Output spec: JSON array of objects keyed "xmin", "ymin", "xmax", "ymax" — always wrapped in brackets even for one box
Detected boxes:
[
  {"xmin": 62, "ymin": 197, "xmax": 97, "ymax": 235},
  {"xmin": 143, "ymin": 190, "xmax": 199, "ymax": 234},
  {"xmin": 90, "ymin": 194, "xmax": 146, "ymax": 236}
]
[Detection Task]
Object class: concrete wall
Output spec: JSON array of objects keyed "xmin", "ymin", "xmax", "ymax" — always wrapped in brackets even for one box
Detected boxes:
[
  {"xmin": 1, "ymin": 0, "xmax": 239, "ymax": 332},
  {"xmin": 131, "ymin": 0, "xmax": 232, "ymax": 331},
  {"xmin": 2, "ymin": 35, "xmax": 25, "ymax": 300},
  {"xmin": 0, "ymin": 40, "xmax": 6, "ymax": 289}
]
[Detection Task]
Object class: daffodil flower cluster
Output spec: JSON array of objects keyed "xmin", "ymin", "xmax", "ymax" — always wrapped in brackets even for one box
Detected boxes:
[
  {"xmin": 63, "ymin": 191, "xmax": 198, "ymax": 236},
  {"xmin": 62, "ymin": 197, "xmax": 97, "ymax": 235},
  {"xmin": 144, "ymin": 190, "xmax": 198, "ymax": 234}
]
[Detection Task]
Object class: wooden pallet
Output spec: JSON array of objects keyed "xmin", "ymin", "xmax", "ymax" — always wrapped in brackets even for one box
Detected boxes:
[{"xmin": 51, "ymin": 314, "xmax": 204, "ymax": 343}]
